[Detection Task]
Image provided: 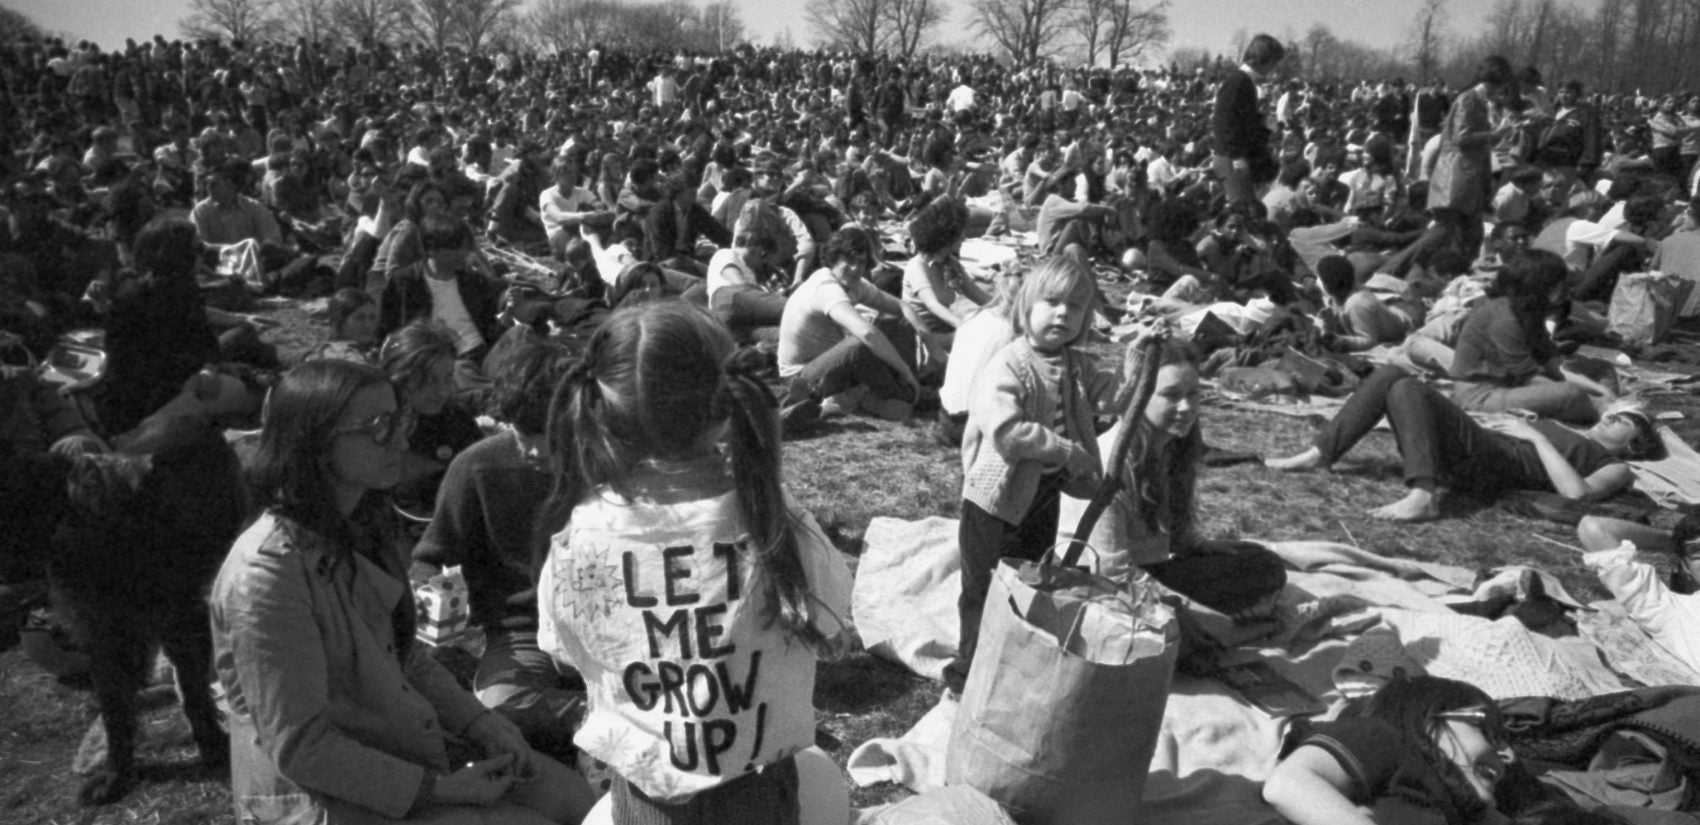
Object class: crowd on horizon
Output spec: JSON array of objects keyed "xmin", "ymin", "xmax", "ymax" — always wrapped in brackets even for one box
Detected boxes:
[{"xmin": 2, "ymin": 25, "xmax": 1699, "ymax": 825}]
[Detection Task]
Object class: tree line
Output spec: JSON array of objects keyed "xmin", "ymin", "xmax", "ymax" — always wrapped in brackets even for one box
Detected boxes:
[
  {"xmin": 174, "ymin": 0, "xmax": 743, "ymax": 55},
  {"xmin": 1221, "ymin": 0, "xmax": 1700, "ymax": 96}
]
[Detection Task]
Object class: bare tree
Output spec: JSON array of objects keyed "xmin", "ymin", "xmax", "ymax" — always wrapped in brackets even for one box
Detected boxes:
[
  {"xmin": 1103, "ymin": 0, "xmax": 1169, "ymax": 68},
  {"xmin": 807, "ymin": 0, "xmax": 888, "ymax": 53},
  {"xmin": 968, "ymin": 0, "xmax": 1075, "ymax": 64},
  {"xmin": 331, "ymin": 0, "xmax": 408, "ymax": 45},
  {"xmin": 528, "ymin": 0, "xmax": 619, "ymax": 52},
  {"xmin": 1303, "ymin": 23, "xmax": 1335, "ymax": 79},
  {"xmin": 1071, "ymin": 0, "xmax": 1112, "ymax": 66},
  {"xmin": 278, "ymin": 0, "xmax": 335, "ymax": 42},
  {"xmin": 181, "ymin": 0, "xmax": 284, "ymax": 42},
  {"xmin": 886, "ymin": 0, "xmax": 945, "ymax": 58},
  {"xmin": 701, "ymin": 1, "xmax": 745, "ymax": 51},
  {"xmin": 455, "ymin": 0, "xmax": 523, "ymax": 51},
  {"xmin": 0, "ymin": 6, "xmax": 46, "ymax": 42},
  {"xmin": 406, "ymin": 0, "xmax": 458, "ymax": 51},
  {"xmin": 1407, "ymin": 0, "xmax": 1446, "ymax": 86}
]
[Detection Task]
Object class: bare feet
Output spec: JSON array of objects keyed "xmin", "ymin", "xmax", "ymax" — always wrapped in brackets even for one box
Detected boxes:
[
  {"xmin": 1368, "ymin": 489, "xmax": 1441, "ymax": 522},
  {"xmin": 1265, "ymin": 446, "xmax": 1326, "ymax": 472}
]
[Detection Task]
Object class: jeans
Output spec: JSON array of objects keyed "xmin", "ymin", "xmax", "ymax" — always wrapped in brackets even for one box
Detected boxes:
[
  {"xmin": 474, "ymin": 631, "xmax": 586, "ymax": 764},
  {"xmin": 1453, "ymin": 376, "xmax": 1598, "ymax": 425},
  {"xmin": 783, "ymin": 316, "xmax": 918, "ymax": 406},
  {"xmin": 943, "ymin": 476, "xmax": 1063, "ymax": 695},
  {"xmin": 710, "ymin": 284, "xmax": 788, "ymax": 336},
  {"xmin": 1314, "ymin": 365, "xmax": 1541, "ymax": 493}
]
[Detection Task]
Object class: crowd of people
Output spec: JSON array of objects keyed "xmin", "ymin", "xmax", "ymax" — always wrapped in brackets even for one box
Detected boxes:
[{"xmin": 2, "ymin": 25, "xmax": 1699, "ymax": 825}]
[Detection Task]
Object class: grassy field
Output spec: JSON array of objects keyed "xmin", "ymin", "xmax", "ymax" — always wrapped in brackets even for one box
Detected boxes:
[{"xmin": 3, "ymin": 296, "xmax": 1696, "ymax": 823}]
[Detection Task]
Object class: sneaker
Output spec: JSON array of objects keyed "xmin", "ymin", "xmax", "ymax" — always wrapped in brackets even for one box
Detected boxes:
[
  {"xmin": 780, "ymin": 397, "xmax": 822, "ymax": 437},
  {"xmin": 820, "ymin": 385, "xmax": 867, "ymax": 417}
]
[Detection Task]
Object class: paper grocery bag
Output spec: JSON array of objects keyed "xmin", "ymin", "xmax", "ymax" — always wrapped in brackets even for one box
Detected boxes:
[
  {"xmin": 1609, "ymin": 272, "xmax": 1695, "ymax": 347},
  {"xmin": 946, "ymin": 557, "xmax": 1177, "ymax": 825}
]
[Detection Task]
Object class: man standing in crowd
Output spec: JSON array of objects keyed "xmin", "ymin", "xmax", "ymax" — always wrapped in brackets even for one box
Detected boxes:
[{"xmin": 1212, "ymin": 33, "xmax": 1286, "ymax": 203}]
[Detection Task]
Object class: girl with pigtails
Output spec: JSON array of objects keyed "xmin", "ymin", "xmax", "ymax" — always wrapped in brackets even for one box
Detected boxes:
[{"xmin": 533, "ymin": 300, "xmax": 853, "ymax": 825}]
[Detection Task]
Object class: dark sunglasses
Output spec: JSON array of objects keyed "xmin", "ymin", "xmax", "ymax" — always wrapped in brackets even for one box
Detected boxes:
[{"xmin": 330, "ymin": 409, "xmax": 415, "ymax": 447}]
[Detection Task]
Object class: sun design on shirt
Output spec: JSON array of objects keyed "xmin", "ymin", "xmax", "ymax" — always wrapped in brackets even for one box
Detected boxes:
[{"xmin": 566, "ymin": 545, "xmax": 624, "ymax": 624}]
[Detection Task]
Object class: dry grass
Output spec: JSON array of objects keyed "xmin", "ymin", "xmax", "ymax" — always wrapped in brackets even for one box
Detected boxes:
[{"xmin": 4, "ymin": 293, "xmax": 1696, "ymax": 820}]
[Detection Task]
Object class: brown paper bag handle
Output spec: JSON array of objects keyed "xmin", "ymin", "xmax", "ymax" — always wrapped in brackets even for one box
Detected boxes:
[
  {"xmin": 1041, "ymin": 539, "xmax": 1104, "ymax": 576},
  {"xmin": 1059, "ymin": 325, "xmax": 1168, "ymax": 568}
]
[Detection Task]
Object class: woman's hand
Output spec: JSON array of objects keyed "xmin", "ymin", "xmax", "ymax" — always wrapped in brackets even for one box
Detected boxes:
[
  {"xmin": 1485, "ymin": 415, "xmax": 1546, "ymax": 443},
  {"xmin": 432, "ymin": 754, "xmax": 517, "ymax": 807},
  {"xmin": 465, "ymin": 711, "xmax": 536, "ymax": 781}
]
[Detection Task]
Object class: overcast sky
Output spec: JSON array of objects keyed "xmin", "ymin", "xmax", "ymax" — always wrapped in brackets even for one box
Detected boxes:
[{"xmin": 13, "ymin": 0, "xmax": 1499, "ymax": 63}]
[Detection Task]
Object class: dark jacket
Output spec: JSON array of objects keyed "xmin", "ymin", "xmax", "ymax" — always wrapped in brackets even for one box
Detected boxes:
[
  {"xmin": 376, "ymin": 261, "xmax": 505, "ymax": 348},
  {"xmin": 1535, "ymin": 105, "xmax": 1604, "ymax": 174},
  {"xmin": 1212, "ymin": 70, "xmax": 1267, "ymax": 160},
  {"xmin": 641, "ymin": 201, "xmax": 731, "ymax": 263}
]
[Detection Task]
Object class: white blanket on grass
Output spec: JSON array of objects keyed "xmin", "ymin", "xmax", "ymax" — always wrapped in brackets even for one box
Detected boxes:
[{"xmin": 845, "ymin": 519, "xmax": 1687, "ymax": 825}]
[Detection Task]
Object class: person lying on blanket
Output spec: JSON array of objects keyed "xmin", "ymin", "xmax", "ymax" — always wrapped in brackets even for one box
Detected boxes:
[
  {"xmin": 1264, "ymin": 674, "xmax": 1544, "ymax": 825},
  {"xmin": 1265, "ymin": 365, "xmax": 1663, "ymax": 522}
]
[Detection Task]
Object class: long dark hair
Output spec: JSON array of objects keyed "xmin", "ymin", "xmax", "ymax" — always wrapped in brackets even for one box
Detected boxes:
[
  {"xmin": 248, "ymin": 359, "xmax": 393, "ymax": 547},
  {"xmin": 1364, "ymin": 675, "xmax": 1505, "ymax": 825},
  {"xmin": 1487, "ymin": 250, "xmax": 1566, "ymax": 365},
  {"xmin": 1111, "ymin": 339, "xmax": 1204, "ymax": 539},
  {"xmin": 532, "ymin": 301, "xmax": 834, "ymax": 652}
]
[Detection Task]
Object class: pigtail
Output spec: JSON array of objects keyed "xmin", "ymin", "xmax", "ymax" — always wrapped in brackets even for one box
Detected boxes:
[
  {"xmin": 719, "ymin": 346, "xmax": 836, "ymax": 655},
  {"xmin": 531, "ymin": 356, "xmax": 590, "ymax": 582},
  {"xmin": 531, "ymin": 337, "xmax": 633, "ymax": 583}
]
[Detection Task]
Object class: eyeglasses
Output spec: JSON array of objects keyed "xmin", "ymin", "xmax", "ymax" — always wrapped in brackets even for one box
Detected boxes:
[
  {"xmin": 329, "ymin": 409, "xmax": 415, "ymax": 447},
  {"xmin": 1449, "ymin": 752, "xmax": 1508, "ymax": 786}
]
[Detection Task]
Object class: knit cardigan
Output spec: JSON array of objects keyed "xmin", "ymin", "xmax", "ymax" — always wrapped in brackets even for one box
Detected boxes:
[{"xmin": 960, "ymin": 337, "xmax": 1118, "ymax": 524}]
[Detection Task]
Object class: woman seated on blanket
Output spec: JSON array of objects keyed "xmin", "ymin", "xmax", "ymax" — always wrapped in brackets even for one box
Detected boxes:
[
  {"xmin": 1264, "ymin": 674, "xmax": 1539, "ymax": 825},
  {"xmin": 1449, "ymin": 249, "xmax": 1613, "ymax": 425},
  {"xmin": 1266, "ymin": 365, "xmax": 1663, "ymax": 521},
  {"xmin": 1061, "ymin": 334, "xmax": 1287, "ymax": 620}
]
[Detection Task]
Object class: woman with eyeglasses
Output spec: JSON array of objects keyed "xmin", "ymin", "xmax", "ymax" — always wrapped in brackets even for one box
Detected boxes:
[
  {"xmin": 1264, "ymin": 675, "xmax": 1530, "ymax": 825},
  {"xmin": 211, "ymin": 358, "xmax": 595, "ymax": 824}
]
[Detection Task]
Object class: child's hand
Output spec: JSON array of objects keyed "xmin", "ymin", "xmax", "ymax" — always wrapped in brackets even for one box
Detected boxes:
[{"xmin": 1064, "ymin": 442, "xmax": 1100, "ymax": 482}]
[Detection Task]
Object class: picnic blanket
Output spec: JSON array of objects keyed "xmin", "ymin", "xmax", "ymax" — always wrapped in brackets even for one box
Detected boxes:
[{"xmin": 846, "ymin": 518, "xmax": 1700, "ymax": 825}]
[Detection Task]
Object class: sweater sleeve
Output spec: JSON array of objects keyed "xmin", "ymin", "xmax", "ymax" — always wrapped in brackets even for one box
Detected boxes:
[{"xmin": 974, "ymin": 348, "xmax": 1073, "ymax": 468}]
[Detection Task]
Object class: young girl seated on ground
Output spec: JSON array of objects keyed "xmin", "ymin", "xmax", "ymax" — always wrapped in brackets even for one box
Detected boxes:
[
  {"xmin": 1266, "ymin": 365, "xmax": 1662, "ymax": 521},
  {"xmin": 535, "ymin": 301, "xmax": 853, "ymax": 824},
  {"xmin": 947, "ymin": 256, "xmax": 1126, "ymax": 695},
  {"xmin": 1059, "ymin": 332, "xmax": 1287, "ymax": 619}
]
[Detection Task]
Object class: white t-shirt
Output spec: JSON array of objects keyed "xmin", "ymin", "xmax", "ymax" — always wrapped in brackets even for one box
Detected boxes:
[
  {"xmin": 537, "ymin": 457, "xmax": 850, "ymax": 802},
  {"xmin": 425, "ymin": 275, "xmax": 485, "ymax": 355},
  {"xmin": 777, "ymin": 269, "xmax": 882, "ymax": 378},
  {"xmin": 540, "ymin": 184, "xmax": 602, "ymax": 236},
  {"xmin": 706, "ymin": 248, "xmax": 758, "ymax": 304},
  {"xmin": 946, "ymin": 84, "xmax": 976, "ymax": 113},
  {"xmin": 940, "ymin": 308, "xmax": 1015, "ymax": 416}
]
